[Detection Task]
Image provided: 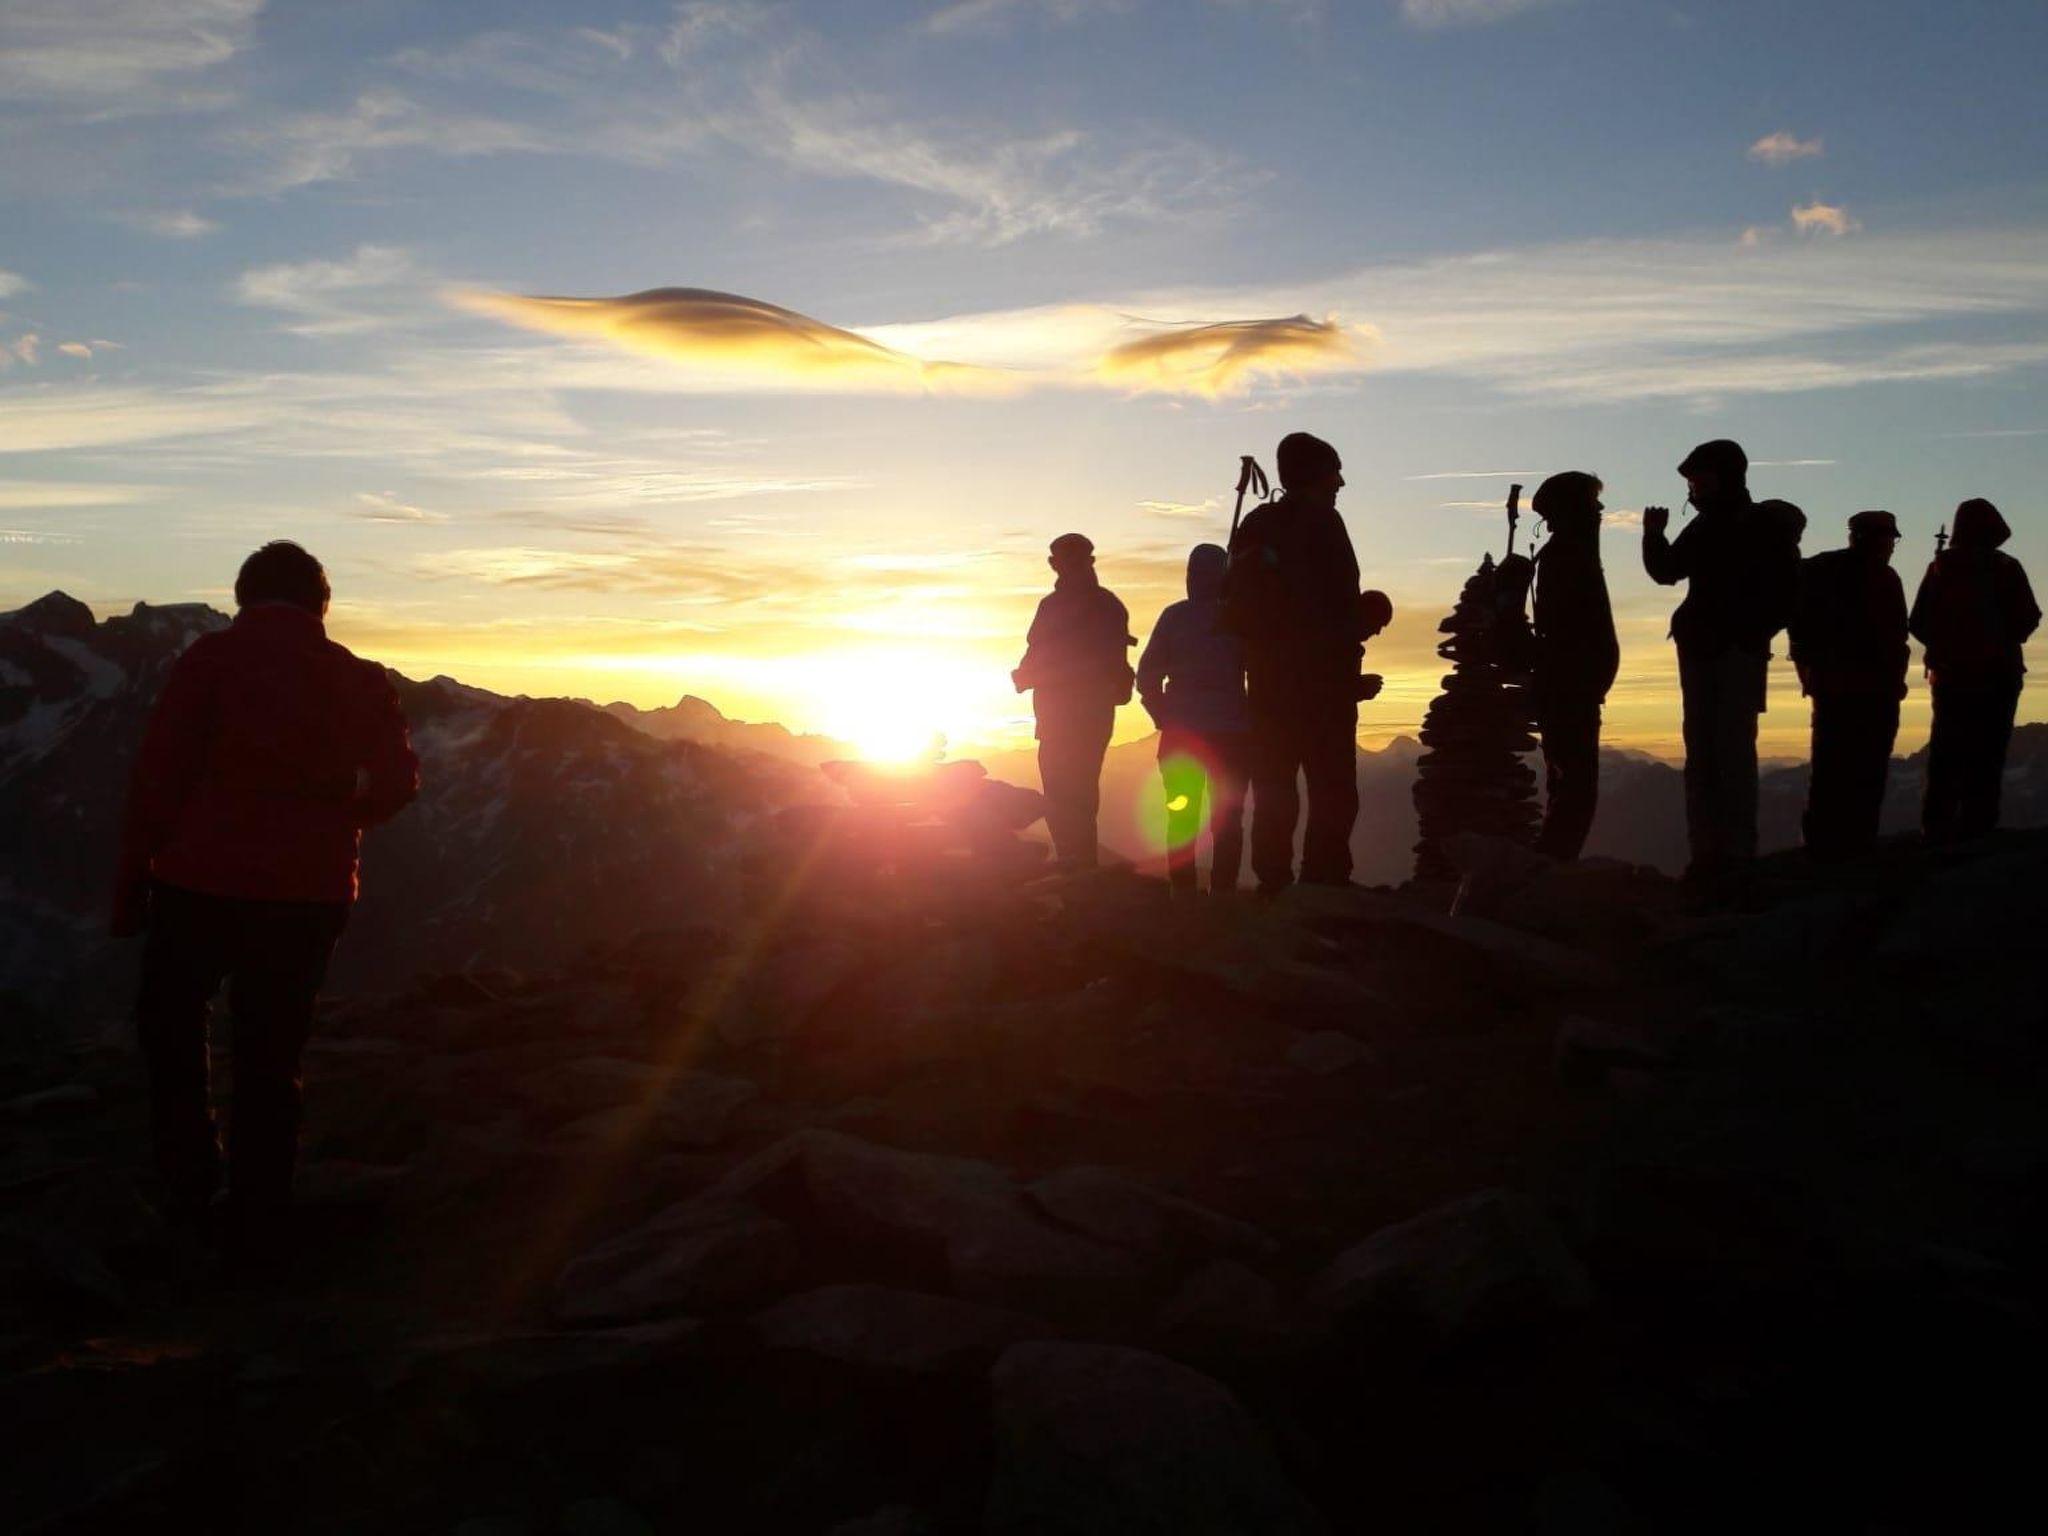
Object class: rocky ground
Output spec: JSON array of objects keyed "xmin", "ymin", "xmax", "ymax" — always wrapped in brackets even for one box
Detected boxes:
[{"xmin": 4, "ymin": 831, "xmax": 2044, "ymax": 1534}]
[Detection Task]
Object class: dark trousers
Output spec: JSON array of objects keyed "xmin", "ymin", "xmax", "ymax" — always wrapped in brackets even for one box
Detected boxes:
[
  {"xmin": 1678, "ymin": 646, "xmax": 1767, "ymax": 876},
  {"xmin": 1158, "ymin": 728, "xmax": 1251, "ymax": 891},
  {"xmin": 1536, "ymin": 694, "xmax": 1604, "ymax": 861},
  {"xmin": 1803, "ymin": 692, "xmax": 1900, "ymax": 859},
  {"xmin": 1923, "ymin": 677, "xmax": 2023, "ymax": 841},
  {"xmin": 1038, "ymin": 711, "xmax": 1115, "ymax": 866},
  {"xmin": 1250, "ymin": 701, "xmax": 1358, "ymax": 890},
  {"xmin": 134, "ymin": 881, "xmax": 347, "ymax": 1219}
]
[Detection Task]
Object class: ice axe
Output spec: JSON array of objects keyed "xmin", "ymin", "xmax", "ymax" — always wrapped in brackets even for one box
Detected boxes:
[
  {"xmin": 1227, "ymin": 455, "xmax": 1270, "ymax": 544},
  {"xmin": 1504, "ymin": 482, "xmax": 1524, "ymax": 559},
  {"xmin": 1935, "ymin": 522, "xmax": 1949, "ymax": 555}
]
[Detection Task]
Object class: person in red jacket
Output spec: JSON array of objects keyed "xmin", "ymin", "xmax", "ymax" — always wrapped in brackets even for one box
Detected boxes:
[{"xmin": 113, "ymin": 541, "xmax": 419, "ymax": 1256}]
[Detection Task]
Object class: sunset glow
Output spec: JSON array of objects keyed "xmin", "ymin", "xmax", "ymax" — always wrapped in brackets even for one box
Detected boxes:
[{"xmin": 0, "ymin": 1, "xmax": 2043, "ymax": 761}]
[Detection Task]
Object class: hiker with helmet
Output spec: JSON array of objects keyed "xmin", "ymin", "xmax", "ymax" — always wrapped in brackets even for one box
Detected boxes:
[
  {"xmin": 1222, "ymin": 431, "xmax": 1377, "ymax": 892},
  {"xmin": 1013, "ymin": 532, "xmax": 1135, "ymax": 867},
  {"xmin": 1909, "ymin": 498, "xmax": 2040, "ymax": 841},
  {"xmin": 1642, "ymin": 439, "xmax": 1803, "ymax": 900},
  {"xmin": 1789, "ymin": 511, "xmax": 1911, "ymax": 859},
  {"xmin": 1530, "ymin": 471, "xmax": 1620, "ymax": 861}
]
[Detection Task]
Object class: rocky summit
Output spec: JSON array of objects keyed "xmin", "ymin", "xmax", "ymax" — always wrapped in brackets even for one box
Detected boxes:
[{"xmin": 2, "ymin": 595, "xmax": 2045, "ymax": 1532}]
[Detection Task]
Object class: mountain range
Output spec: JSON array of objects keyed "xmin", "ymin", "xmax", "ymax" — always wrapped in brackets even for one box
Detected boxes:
[{"xmin": 4, "ymin": 589, "xmax": 2043, "ymax": 1028}]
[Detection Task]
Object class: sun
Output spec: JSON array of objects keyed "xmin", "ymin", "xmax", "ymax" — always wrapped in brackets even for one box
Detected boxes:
[{"xmin": 807, "ymin": 646, "xmax": 1002, "ymax": 764}]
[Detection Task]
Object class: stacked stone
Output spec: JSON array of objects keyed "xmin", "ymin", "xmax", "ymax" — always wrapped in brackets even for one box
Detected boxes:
[{"xmin": 1410, "ymin": 550, "xmax": 1541, "ymax": 880}]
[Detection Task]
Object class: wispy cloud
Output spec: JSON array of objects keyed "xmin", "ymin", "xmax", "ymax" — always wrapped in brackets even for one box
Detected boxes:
[
  {"xmin": 1399, "ymin": 0, "xmax": 1563, "ymax": 29},
  {"xmin": 351, "ymin": 491, "xmax": 447, "ymax": 525},
  {"xmin": 321, "ymin": 12, "xmax": 1254, "ymax": 247},
  {"xmin": 921, "ymin": 0, "xmax": 1135, "ymax": 35},
  {"xmin": 237, "ymin": 245, "xmax": 422, "ymax": 335},
  {"xmin": 1406, "ymin": 469, "xmax": 1538, "ymax": 480},
  {"xmin": 1748, "ymin": 131, "xmax": 1824, "ymax": 166},
  {"xmin": 0, "ymin": 271, "xmax": 29, "ymax": 299},
  {"xmin": 1096, "ymin": 314, "xmax": 1366, "ymax": 396},
  {"xmin": 1792, "ymin": 201, "xmax": 1860, "ymax": 237},
  {"xmin": 0, "ymin": 0, "xmax": 263, "ymax": 109},
  {"xmin": 234, "ymin": 88, "xmax": 549, "ymax": 194},
  {"xmin": 123, "ymin": 209, "xmax": 219, "ymax": 239},
  {"xmin": 1138, "ymin": 497, "xmax": 1222, "ymax": 518},
  {"xmin": 0, "ymin": 385, "xmax": 268, "ymax": 452},
  {"xmin": 0, "ymin": 481, "xmax": 158, "ymax": 508}
]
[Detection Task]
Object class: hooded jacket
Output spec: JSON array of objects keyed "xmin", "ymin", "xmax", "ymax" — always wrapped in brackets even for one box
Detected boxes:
[
  {"xmin": 1013, "ymin": 570, "xmax": 1133, "ymax": 739},
  {"xmin": 1909, "ymin": 499, "xmax": 2041, "ymax": 683},
  {"xmin": 1136, "ymin": 545, "xmax": 1250, "ymax": 737},
  {"xmin": 114, "ymin": 603, "xmax": 420, "ymax": 923},
  {"xmin": 1642, "ymin": 460, "xmax": 1803, "ymax": 655},
  {"xmin": 1222, "ymin": 493, "xmax": 1362, "ymax": 713}
]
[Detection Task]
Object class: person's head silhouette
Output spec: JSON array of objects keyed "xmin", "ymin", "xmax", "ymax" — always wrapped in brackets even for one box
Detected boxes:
[
  {"xmin": 1276, "ymin": 432, "xmax": 1343, "ymax": 509},
  {"xmin": 235, "ymin": 541, "xmax": 330, "ymax": 618},
  {"xmin": 1533, "ymin": 472, "xmax": 1604, "ymax": 535},
  {"xmin": 1677, "ymin": 440, "xmax": 1748, "ymax": 509},
  {"xmin": 1847, "ymin": 510, "xmax": 1901, "ymax": 564},
  {"xmin": 1048, "ymin": 532, "xmax": 1095, "ymax": 581}
]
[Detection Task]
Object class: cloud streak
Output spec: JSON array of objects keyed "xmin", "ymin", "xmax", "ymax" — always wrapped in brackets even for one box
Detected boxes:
[
  {"xmin": 1399, "ymin": 0, "xmax": 1562, "ymax": 29},
  {"xmin": 0, "ymin": 0, "xmax": 263, "ymax": 107}
]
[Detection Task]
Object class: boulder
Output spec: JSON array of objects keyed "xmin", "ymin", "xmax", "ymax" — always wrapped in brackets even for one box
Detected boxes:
[
  {"xmin": 1552, "ymin": 1014, "xmax": 1672, "ymax": 1090},
  {"xmin": 1308, "ymin": 1188, "xmax": 1590, "ymax": 1344},
  {"xmin": 752, "ymin": 1284, "xmax": 1054, "ymax": 1376},
  {"xmin": 984, "ymin": 1342, "xmax": 1326, "ymax": 1535},
  {"xmin": 1286, "ymin": 1030, "xmax": 1376, "ymax": 1076},
  {"xmin": 554, "ymin": 1201, "xmax": 795, "ymax": 1323},
  {"xmin": 708, "ymin": 1130, "xmax": 1141, "ymax": 1314},
  {"xmin": 1024, "ymin": 1167, "xmax": 1271, "ymax": 1261},
  {"xmin": 1149, "ymin": 1260, "xmax": 1288, "ymax": 1362}
]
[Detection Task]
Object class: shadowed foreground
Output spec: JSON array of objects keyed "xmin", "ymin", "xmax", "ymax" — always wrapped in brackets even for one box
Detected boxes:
[{"xmin": 4, "ymin": 829, "xmax": 2043, "ymax": 1533}]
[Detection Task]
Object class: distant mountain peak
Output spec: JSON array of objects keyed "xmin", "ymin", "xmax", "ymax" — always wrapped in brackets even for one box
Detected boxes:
[{"xmin": 1, "ymin": 591, "xmax": 96, "ymax": 640}]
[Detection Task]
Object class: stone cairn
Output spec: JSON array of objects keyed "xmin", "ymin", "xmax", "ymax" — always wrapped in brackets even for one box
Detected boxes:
[{"xmin": 1411, "ymin": 486, "xmax": 1541, "ymax": 880}]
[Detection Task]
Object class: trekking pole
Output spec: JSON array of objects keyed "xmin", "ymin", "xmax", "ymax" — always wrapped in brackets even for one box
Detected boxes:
[
  {"xmin": 1228, "ymin": 455, "xmax": 1269, "ymax": 545},
  {"xmin": 1504, "ymin": 482, "xmax": 1523, "ymax": 560}
]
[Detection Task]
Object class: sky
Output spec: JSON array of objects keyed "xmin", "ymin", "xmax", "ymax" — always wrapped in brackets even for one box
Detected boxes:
[{"xmin": 3, "ymin": 0, "xmax": 2046, "ymax": 760}]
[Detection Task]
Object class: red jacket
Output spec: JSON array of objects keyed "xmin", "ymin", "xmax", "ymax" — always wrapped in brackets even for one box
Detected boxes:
[{"xmin": 113, "ymin": 604, "xmax": 420, "ymax": 926}]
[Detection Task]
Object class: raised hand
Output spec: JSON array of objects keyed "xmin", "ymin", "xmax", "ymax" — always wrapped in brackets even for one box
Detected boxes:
[{"xmin": 1643, "ymin": 505, "xmax": 1671, "ymax": 536}]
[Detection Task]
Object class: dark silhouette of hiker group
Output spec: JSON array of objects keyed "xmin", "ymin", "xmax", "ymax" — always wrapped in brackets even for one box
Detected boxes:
[
  {"xmin": 1015, "ymin": 432, "xmax": 2040, "ymax": 904},
  {"xmin": 111, "ymin": 439, "xmax": 2035, "ymax": 1260}
]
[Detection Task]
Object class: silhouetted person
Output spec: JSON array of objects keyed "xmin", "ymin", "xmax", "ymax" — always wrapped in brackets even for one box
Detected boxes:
[
  {"xmin": 1642, "ymin": 440, "xmax": 1802, "ymax": 898},
  {"xmin": 1789, "ymin": 511, "xmax": 1910, "ymax": 860},
  {"xmin": 1013, "ymin": 533, "xmax": 1133, "ymax": 867},
  {"xmin": 1530, "ymin": 472, "xmax": 1619, "ymax": 861},
  {"xmin": 112, "ymin": 542, "xmax": 419, "ymax": 1260},
  {"xmin": 1910, "ymin": 498, "xmax": 2041, "ymax": 841},
  {"xmin": 1137, "ymin": 544, "xmax": 1250, "ymax": 893},
  {"xmin": 1224, "ymin": 432, "xmax": 1371, "ymax": 892}
]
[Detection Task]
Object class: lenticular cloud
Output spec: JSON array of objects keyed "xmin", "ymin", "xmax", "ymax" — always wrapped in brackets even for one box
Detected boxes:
[
  {"xmin": 453, "ymin": 285, "xmax": 1367, "ymax": 397},
  {"xmin": 1095, "ymin": 314, "xmax": 1365, "ymax": 396},
  {"xmin": 450, "ymin": 286, "xmax": 989, "ymax": 391}
]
